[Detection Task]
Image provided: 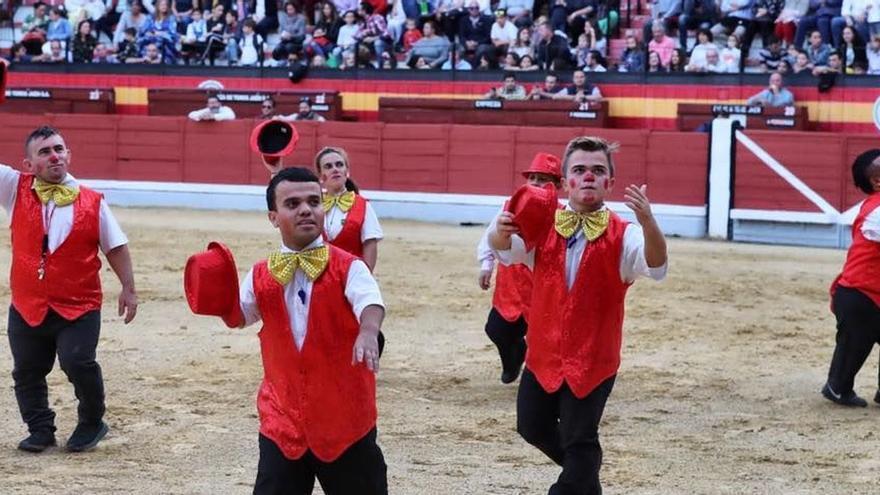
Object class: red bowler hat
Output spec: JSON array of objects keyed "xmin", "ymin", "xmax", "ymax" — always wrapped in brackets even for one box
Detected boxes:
[
  {"xmin": 522, "ymin": 152, "xmax": 562, "ymax": 180},
  {"xmin": 505, "ymin": 182, "xmax": 559, "ymax": 250},
  {"xmin": 184, "ymin": 242, "xmax": 243, "ymax": 328},
  {"xmin": 250, "ymin": 120, "xmax": 299, "ymax": 157}
]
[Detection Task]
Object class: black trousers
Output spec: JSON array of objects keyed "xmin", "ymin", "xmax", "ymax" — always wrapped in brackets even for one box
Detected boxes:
[
  {"xmin": 254, "ymin": 429, "xmax": 387, "ymax": 495},
  {"xmin": 7, "ymin": 307, "xmax": 105, "ymax": 434},
  {"xmin": 827, "ymin": 286, "xmax": 880, "ymax": 394},
  {"xmin": 517, "ymin": 369, "xmax": 615, "ymax": 495},
  {"xmin": 484, "ymin": 308, "xmax": 527, "ymax": 376}
]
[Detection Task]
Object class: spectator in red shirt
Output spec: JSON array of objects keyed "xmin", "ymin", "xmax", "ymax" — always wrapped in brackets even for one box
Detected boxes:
[{"xmin": 402, "ymin": 18, "xmax": 423, "ymax": 50}]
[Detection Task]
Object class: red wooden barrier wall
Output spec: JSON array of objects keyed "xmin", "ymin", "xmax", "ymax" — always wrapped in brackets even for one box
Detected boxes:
[
  {"xmin": 0, "ymin": 114, "xmax": 709, "ymax": 206},
  {"xmin": 733, "ymin": 131, "xmax": 877, "ymax": 212}
]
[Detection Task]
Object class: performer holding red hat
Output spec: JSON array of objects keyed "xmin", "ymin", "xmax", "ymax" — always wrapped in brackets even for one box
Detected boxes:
[
  {"xmin": 186, "ymin": 167, "xmax": 387, "ymax": 494},
  {"xmin": 823, "ymin": 149, "xmax": 880, "ymax": 408},
  {"xmin": 1, "ymin": 126, "xmax": 137, "ymax": 453},
  {"xmin": 477, "ymin": 152, "xmax": 562, "ymax": 384},
  {"xmin": 489, "ymin": 136, "xmax": 667, "ymax": 494}
]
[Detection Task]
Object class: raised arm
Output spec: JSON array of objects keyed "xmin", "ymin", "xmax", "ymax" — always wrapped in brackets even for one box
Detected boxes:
[{"xmin": 624, "ymin": 184, "xmax": 667, "ymax": 268}]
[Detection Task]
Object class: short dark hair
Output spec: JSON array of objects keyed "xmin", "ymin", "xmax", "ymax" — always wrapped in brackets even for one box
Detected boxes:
[
  {"xmin": 243, "ymin": 18, "xmax": 256, "ymax": 29},
  {"xmin": 207, "ymin": 93, "xmax": 220, "ymax": 102},
  {"xmin": 563, "ymin": 136, "xmax": 619, "ymax": 177},
  {"xmin": 266, "ymin": 167, "xmax": 322, "ymax": 211},
  {"xmin": 25, "ymin": 126, "xmax": 61, "ymax": 155},
  {"xmin": 360, "ymin": 1, "xmax": 374, "ymax": 14},
  {"xmin": 852, "ymin": 149, "xmax": 880, "ymax": 194},
  {"xmin": 503, "ymin": 72, "xmax": 516, "ymax": 81}
]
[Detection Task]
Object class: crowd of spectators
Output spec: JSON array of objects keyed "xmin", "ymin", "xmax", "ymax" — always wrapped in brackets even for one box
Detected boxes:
[
  {"xmin": 4, "ymin": 0, "xmax": 878, "ymax": 74},
  {"xmin": 640, "ymin": 0, "xmax": 880, "ymax": 75}
]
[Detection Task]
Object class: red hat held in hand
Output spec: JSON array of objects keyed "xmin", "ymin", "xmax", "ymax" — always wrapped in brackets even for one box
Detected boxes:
[
  {"xmin": 522, "ymin": 152, "xmax": 562, "ymax": 180},
  {"xmin": 505, "ymin": 182, "xmax": 559, "ymax": 251},
  {"xmin": 250, "ymin": 120, "xmax": 299, "ymax": 157},
  {"xmin": 184, "ymin": 242, "xmax": 243, "ymax": 328}
]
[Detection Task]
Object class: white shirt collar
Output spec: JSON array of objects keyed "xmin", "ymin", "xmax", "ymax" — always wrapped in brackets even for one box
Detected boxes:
[{"xmin": 279, "ymin": 236, "xmax": 324, "ymax": 254}]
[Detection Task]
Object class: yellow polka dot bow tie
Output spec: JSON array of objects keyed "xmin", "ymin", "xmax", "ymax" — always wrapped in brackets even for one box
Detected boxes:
[
  {"xmin": 33, "ymin": 179, "xmax": 79, "ymax": 207},
  {"xmin": 554, "ymin": 209, "xmax": 610, "ymax": 241},
  {"xmin": 322, "ymin": 190, "xmax": 355, "ymax": 213},
  {"xmin": 268, "ymin": 246, "xmax": 329, "ymax": 285}
]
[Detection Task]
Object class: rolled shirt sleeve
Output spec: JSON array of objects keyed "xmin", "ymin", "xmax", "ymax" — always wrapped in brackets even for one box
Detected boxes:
[
  {"xmin": 360, "ymin": 202, "xmax": 384, "ymax": 242},
  {"xmin": 239, "ymin": 268, "xmax": 262, "ymax": 328},
  {"xmin": 620, "ymin": 223, "xmax": 668, "ymax": 283},
  {"xmin": 494, "ymin": 233, "xmax": 535, "ymax": 270},
  {"xmin": 860, "ymin": 205, "xmax": 880, "ymax": 242},
  {"xmin": 345, "ymin": 259, "xmax": 385, "ymax": 322},
  {"xmin": 99, "ymin": 199, "xmax": 129, "ymax": 254}
]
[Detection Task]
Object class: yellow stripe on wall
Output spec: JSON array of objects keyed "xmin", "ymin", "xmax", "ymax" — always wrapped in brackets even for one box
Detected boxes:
[
  {"xmin": 114, "ymin": 87, "xmax": 149, "ymax": 106},
  {"xmin": 339, "ymin": 92, "xmax": 875, "ymax": 124}
]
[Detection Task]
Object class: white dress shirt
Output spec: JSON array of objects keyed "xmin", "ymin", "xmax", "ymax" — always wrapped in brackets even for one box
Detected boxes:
[
  {"xmin": 477, "ymin": 207, "xmax": 502, "ymax": 272},
  {"xmin": 0, "ymin": 165, "xmax": 128, "ymax": 254},
  {"xmin": 324, "ymin": 199, "xmax": 384, "ymax": 243},
  {"xmin": 495, "ymin": 205, "xmax": 667, "ymax": 288},
  {"xmin": 187, "ymin": 105, "xmax": 236, "ymax": 121},
  {"xmin": 239, "ymin": 238, "xmax": 384, "ymax": 350},
  {"xmin": 861, "ymin": 204, "xmax": 880, "ymax": 242}
]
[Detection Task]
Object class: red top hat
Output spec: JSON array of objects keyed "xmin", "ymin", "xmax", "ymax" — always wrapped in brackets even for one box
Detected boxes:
[
  {"xmin": 184, "ymin": 242, "xmax": 243, "ymax": 328},
  {"xmin": 522, "ymin": 152, "xmax": 562, "ymax": 180},
  {"xmin": 506, "ymin": 182, "xmax": 559, "ymax": 250},
  {"xmin": 250, "ymin": 120, "xmax": 299, "ymax": 157}
]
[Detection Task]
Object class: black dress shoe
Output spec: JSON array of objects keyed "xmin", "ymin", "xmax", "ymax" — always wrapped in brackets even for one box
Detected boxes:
[
  {"xmin": 18, "ymin": 430, "xmax": 57, "ymax": 453},
  {"xmin": 66, "ymin": 421, "xmax": 109, "ymax": 452},
  {"xmin": 501, "ymin": 341, "xmax": 527, "ymax": 384},
  {"xmin": 821, "ymin": 383, "xmax": 868, "ymax": 407}
]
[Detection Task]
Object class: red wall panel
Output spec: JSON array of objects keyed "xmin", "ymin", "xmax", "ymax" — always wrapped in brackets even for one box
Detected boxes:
[
  {"xmin": 732, "ymin": 131, "xmax": 880, "ymax": 213},
  {"xmin": 0, "ymin": 114, "xmax": 711, "ymax": 208},
  {"xmin": 734, "ymin": 131, "xmax": 848, "ymax": 212}
]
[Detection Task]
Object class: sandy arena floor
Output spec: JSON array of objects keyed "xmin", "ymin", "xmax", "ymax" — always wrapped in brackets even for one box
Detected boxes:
[{"xmin": 1, "ymin": 207, "xmax": 879, "ymax": 495}]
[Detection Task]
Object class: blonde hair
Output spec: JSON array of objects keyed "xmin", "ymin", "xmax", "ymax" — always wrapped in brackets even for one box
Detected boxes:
[{"xmin": 562, "ymin": 136, "xmax": 619, "ymax": 177}]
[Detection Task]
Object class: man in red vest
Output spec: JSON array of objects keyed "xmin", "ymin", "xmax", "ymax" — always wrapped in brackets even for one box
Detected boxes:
[
  {"xmin": 488, "ymin": 136, "xmax": 668, "ymax": 494},
  {"xmin": 824, "ymin": 149, "xmax": 880, "ymax": 408},
  {"xmin": 1, "ymin": 126, "xmax": 137, "ymax": 453},
  {"xmin": 477, "ymin": 152, "xmax": 562, "ymax": 384},
  {"xmin": 238, "ymin": 167, "xmax": 387, "ymax": 494}
]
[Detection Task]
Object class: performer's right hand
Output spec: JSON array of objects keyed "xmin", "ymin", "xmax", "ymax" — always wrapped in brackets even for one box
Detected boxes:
[
  {"xmin": 495, "ymin": 211, "xmax": 519, "ymax": 239},
  {"xmin": 478, "ymin": 270, "xmax": 492, "ymax": 290},
  {"xmin": 261, "ymin": 155, "xmax": 283, "ymax": 175}
]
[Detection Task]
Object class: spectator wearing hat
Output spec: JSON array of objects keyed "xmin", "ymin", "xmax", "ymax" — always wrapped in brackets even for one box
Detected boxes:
[{"xmin": 491, "ymin": 8, "xmax": 518, "ymax": 58}]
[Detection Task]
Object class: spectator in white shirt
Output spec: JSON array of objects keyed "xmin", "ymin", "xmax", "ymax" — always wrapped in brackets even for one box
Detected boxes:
[
  {"xmin": 188, "ymin": 95, "xmax": 236, "ymax": 121},
  {"xmin": 491, "ymin": 8, "xmax": 518, "ymax": 56}
]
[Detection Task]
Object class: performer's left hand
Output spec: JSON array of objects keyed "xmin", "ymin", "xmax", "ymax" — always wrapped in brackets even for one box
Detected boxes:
[
  {"xmin": 118, "ymin": 286, "xmax": 138, "ymax": 324},
  {"xmin": 478, "ymin": 269, "xmax": 492, "ymax": 290},
  {"xmin": 624, "ymin": 184, "xmax": 655, "ymax": 224},
  {"xmin": 352, "ymin": 331, "xmax": 380, "ymax": 372}
]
